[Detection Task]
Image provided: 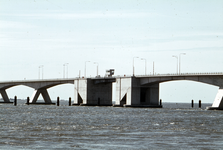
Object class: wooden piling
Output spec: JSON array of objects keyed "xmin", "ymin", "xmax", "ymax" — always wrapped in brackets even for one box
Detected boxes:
[
  {"xmin": 57, "ymin": 97, "xmax": 59, "ymax": 106},
  {"xmin": 98, "ymin": 98, "xmax": 100, "ymax": 106},
  {"xmin": 191, "ymin": 100, "xmax": 194, "ymax": 108},
  {"xmin": 27, "ymin": 97, "xmax": 29, "ymax": 105},
  {"xmin": 69, "ymin": 97, "xmax": 71, "ymax": 106},
  {"xmin": 14, "ymin": 96, "xmax": 17, "ymax": 106},
  {"xmin": 199, "ymin": 100, "xmax": 201, "ymax": 108}
]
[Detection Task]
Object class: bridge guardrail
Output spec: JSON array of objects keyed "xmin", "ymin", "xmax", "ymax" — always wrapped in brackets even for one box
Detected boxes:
[{"xmin": 1, "ymin": 72, "xmax": 223, "ymax": 83}]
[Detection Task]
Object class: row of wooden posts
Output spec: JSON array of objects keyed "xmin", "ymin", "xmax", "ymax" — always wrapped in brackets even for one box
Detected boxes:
[
  {"xmin": 191, "ymin": 100, "xmax": 202, "ymax": 108},
  {"xmin": 13, "ymin": 96, "xmax": 202, "ymax": 108},
  {"xmin": 13, "ymin": 96, "xmax": 72, "ymax": 106},
  {"xmin": 159, "ymin": 99, "xmax": 202, "ymax": 108}
]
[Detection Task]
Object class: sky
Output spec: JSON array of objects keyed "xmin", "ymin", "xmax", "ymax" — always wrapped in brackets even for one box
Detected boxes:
[{"xmin": 0, "ymin": 0, "xmax": 223, "ymax": 103}]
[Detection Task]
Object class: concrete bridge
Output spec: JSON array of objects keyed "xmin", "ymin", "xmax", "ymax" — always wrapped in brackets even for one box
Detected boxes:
[
  {"xmin": 0, "ymin": 78, "xmax": 115, "ymax": 105},
  {"xmin": 0, "ymin": 73, "xmax": 223, "ymax": 109},
  {"xmin": 0, "ymin": 79, "xmax": 75, "ymax": 104},
  {"xmin": 115, "ymin": 73, "xmax": 223, "ymax": 110}
]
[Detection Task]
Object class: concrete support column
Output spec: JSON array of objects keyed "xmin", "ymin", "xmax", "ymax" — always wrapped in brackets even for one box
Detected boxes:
[
  {"xmin": 74, "ymin": 78, "xmax": 115, "ymax": 106},
  {"xmin": 147, "ymin": 83, "xmax": 160, "ymax": 105},
  {"xmin": 0, "ymin": 89, "xmax": 10, "ymax": 102},
  {"xmin": 30, "ymin": 88, "xmax": 52, "ymax": 104},
  {"xmin": 207, "ymin": 89, "xmax": 223, "ymax": 110},
  {"xmin": 115, "ymin": 77, "xmax": 132, "ymax": 106},
  {"xmin": 116, "ymin": 77, "xmax": 161, "ymax": 107},
  {"xmin": 139, "ymin": 84, "xmax": 160, "ymax": 106},
  {"xmin": 86, "ymin": 79, "xmax": 113, "ymax": 106},
  {"xmin": 74, "ymin": 79, "xmax": 86, "ymax": 105},
  {"xmin": 131, "ymin": 77, "xmax": 141, "ymax": 105},
  {"xmin": 74, "ymin": 79, "xmax": 79, "ymax": 105}
]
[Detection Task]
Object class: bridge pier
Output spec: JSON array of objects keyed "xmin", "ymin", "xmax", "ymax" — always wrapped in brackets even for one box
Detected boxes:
[
  {"xmin": 0, "ymin": 89, "xmax": 12, "ymax": 103},
  {"xmin": 115, "ymin": 77, "xmax": 162, "ymax": 107},
  {"xmin": 30, "ymin": 88, "xmax": 54, "ymax": 104},
  {"xmin": 207, "ymin": 89, "xmax": 223, "ymax": 110},
  {"xmin": 140, "ymin": 83, "xmax": 160, "ymax": 106},
  {"xmin": 73, "ymin": 78, "xmax": 115, "ymax": 106}
]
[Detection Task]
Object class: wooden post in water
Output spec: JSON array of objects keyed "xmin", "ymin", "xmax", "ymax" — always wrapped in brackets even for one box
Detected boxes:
[
  {"xmin": 14, "ymin": 96, "xmax": 17, "ymax": 106},
  {"xmin": 27, "ymin": 97, "xmax": 29, "ymax": 105},
  {"xmin": 57, "ymin": 97, "xmax": 60, "ymax": 106},
  {"xmin": 191, "ymin": 100, "xmax": 194, "ymax": 108},
  {"xmin": 98, "ymin": 98, "xmax": 100, "ymax": 106},
  {"xmin": 69, "ymin": 97, "xmax": 71, "ymax": 106},
  {"xmin": 160, "ymin": 99, "xmax": 162, "ymax": 106},
  {"xmin": 199, "ymin": 100, "xmax": 201, "ymax": 108}
]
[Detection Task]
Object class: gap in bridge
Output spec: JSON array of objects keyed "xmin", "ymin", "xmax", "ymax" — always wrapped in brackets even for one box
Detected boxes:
[
  {"xmin": 160, "ymin": 80, "xmax": 219, "ymax": 103},
  {"xmin": 48, "ymin": 84, "xmax": 74, "ymax": 101},
  {"xmin": 6, "ymin": 85, "xmax": 33, "ymax": 100}
]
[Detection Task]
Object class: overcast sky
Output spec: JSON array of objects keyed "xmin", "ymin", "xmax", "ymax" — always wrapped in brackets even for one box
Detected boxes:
[{"xmin": 1, "ymin": 0, "xmax": 223, "ymax": 103}]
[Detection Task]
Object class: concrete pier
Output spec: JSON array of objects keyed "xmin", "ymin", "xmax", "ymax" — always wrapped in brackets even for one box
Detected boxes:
[
  {"xmin": 30, "ymin": 88, "xmax": 53, "ymax": 104},
  {"xmin": 73, "ymin": 78, "xmax": 116, "ymax": 106},
  {"xmin": 0, "ymin": 89, "xmax": 12, "ymax": 103},
  {"xmin": 115, "ymin": 77, "xmax": 162, "ymax": 108},
  {"xmin": 207, "ymin": 89, "xmax": 223, "ymax": 110}
]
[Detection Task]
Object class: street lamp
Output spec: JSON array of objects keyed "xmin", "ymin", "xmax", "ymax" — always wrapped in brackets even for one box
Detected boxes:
[
  {"xmin": 141, "ymin": 58, "xmax": 147, "ymax": 75},
  {"xmin": 39, "ymin": 65, "xmax": 44, "ymax": 79},
  {"xmin": 67, "ymin": 63, "xmax": 69, "ymax": 78},
  {"xmin": 63, "ymin": 63, "xmax": 69, "ymax": 78},
  {"xmin": 172, "ymin": 55, "xmax": 178, "ymax": 74},
  {"xmin": 85, "ymin": 61, "xmax": 90, "ymax": 78},
  {"xmin": 153, "ymin": 61, "xmax": 155, "ymax": 75},
  {"xmin": 179, "ymin": 53, "xmax": 186, "ymax": 74},
  {"xmin": 133, "ymin": 57, "xmax": 139, "ymax": 76},
  {"xmin": 94, "ymin": 62, "xmax": 99, "ymax": 77}
]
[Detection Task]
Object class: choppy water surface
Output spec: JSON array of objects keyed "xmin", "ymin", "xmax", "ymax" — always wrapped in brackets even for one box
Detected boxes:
[{"xmin": 0, "ymin": 101, "xmax": 222, "ymax": 149}]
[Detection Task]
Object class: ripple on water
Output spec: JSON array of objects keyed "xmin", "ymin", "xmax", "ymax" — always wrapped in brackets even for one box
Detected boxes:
[{"xmin": 0, "ymin": 102, "xmax": 222, "ymax": 149}]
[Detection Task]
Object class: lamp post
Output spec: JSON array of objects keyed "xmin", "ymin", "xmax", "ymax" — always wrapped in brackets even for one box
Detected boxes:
[
  {"xmin": 63, "ymin": 63, "xmax": 69, "ymax": 78},
  {"xmin": 172, "ymin": 55, "xmax": 178, "ymax": 74},
  {"xmin": 39, "ymin": 65, "xmax": 43, "ymax": 79},
  {"xmin": 153, "ymin": 61, "xmax": 155, "ymax": 75},
  {"xmin": 141, "ymin": 58, "xmax": 147, "ymax": 75},
  {"xmin": 85, "ymin": 61, "xmax": 90, "ymax": 78},
  {"xmin": 179, "ymin": 53, "xmax": 186, "ymax": 74},
  {"xmin": 66, "ymin": 63, "xmax": 69, "ymax": 78},
  {"xmin": 38, "ymin": 66, "xmax": 40, "ymax": 79},
  {"xmin": 133, "ymin": 57, "xmax": 139, "ymax": 76},
  {"xmin": 94, "ymin": 62, "xmax": 99, "ymax": 77}
]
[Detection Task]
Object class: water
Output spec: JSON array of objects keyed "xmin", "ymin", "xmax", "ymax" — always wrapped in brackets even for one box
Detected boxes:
[{"xmin": 0, "ymin": 101, "xmax": 222, "ymax": 150}]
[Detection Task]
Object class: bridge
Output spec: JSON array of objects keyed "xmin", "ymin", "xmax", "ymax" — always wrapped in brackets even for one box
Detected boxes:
[
  {"xmin": 115, "ymin": 73, "xmax": 223, "ymax": 110},
  {"xmin": 0, "ymin": 73, "xmax": 223, "ymax": 110},
  {"xmin": 0, "ymin": 77, "xmax": 116, "ymax": 106}
]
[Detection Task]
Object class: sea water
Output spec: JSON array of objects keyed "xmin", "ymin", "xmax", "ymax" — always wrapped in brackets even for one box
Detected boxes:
[{"xmin": 0, "ymin": 101, "xmax": 222, "ymax": 149}]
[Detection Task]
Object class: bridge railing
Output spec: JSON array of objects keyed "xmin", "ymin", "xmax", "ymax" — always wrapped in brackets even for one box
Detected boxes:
[
  {"xmin": 1, "ymin": 72, "xmax": 223, "ymax": 83},
  {"xmin": 135, "ymin": 72, "xmax": 223, "ymax": 77},
  {"xmin": 113, "ymin": 72, "xmax": 223, "ymax": 78}
]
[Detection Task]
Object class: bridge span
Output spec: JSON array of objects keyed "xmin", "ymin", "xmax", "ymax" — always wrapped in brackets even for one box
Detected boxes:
[
  {"xmin": 115, "ymin": 73, "xmax": 223, "ymax": 110},
  {"xmin": 0, "ymin": 73, "xmax": 223, "ymax": 109}
]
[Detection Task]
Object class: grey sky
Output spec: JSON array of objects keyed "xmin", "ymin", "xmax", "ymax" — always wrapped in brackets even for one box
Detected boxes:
[{"xmin": 1, "ymin": 0, "xmax": 223, "ymax": 103}]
